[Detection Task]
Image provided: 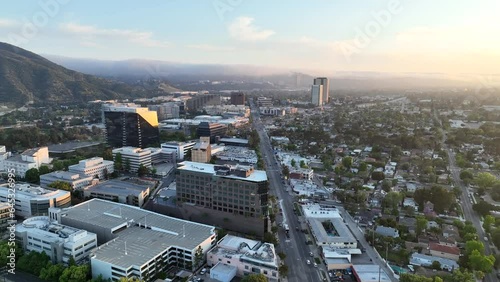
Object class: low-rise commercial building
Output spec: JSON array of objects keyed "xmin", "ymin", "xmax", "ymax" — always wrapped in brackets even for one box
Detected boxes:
[
  {"xmin": 0, "ymin": 183, "xmax": 71, "ymax": 218},
  {"xmin": 83, "ymin": 178, "xmax": 152, "ymax": 207},
  {"xmin": 410, "ymin": 253, "xmax": 459, "ymax": 271},
  {"xmin": 218, "ymin": 138, "xmax": 249, "ymax": 147},
  {"xmin": 15, "ymin": 216, "xmax": 97, "ymax": 264},
  {"xmin": 161, "ymin": 141, "xmax": 196, "ymax": 161},
  {"xmin": 1, "ymin": 147, "xmax": 50, "ymax": 178},
  {"xmin": 40, "ymin": 171, "xmax": 95, "ymax": 190},
  {"xmin": 49, "ymin": 199, "xmax": 217, "ymax": 282},
  {"xmin": 352, "ymin": 264, "xmax": 391, "ymax": 282},
  {"xmin": 68, "ymin": 157, "xmax": 114, "ymax": 180},
  {"xmin": 112, "ymin": 147, "xmax": 152, "ymax": 172},
  {"xmin": 214, "ymin": 146, "xmax": 257, "ymax": 165},
  {"xmin": 207, "ymin": 235, "xmax": 279, "ymax": 282}
]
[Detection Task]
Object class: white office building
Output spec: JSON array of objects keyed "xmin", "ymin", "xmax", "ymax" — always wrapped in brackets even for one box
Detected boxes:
[
  {"xmin": 1, "ymin": 147, "xmax": 51, "ymax": 178},
  {"xmin": 112, "ymin": 147, "xmax": 152, "ymax": 172},
  {"xmin": 50, "ymin": 199, "xmax": 217, "ymax": 282},
  {"xmin": 0, "ymin": 183, "xmax": 71, "ymax": 218},
  {"xmin": 0, "ymin": 145, "xmax": 11, "ymax": 171},
  {"xmin": 68, "ymin": 157, "xmax": 114, "ymax": 180},
  {"xmin": 161, "ymin": 141, "xmax": 196, "ymax": 161},
  {"xmin": 40, "ymin": 171, "xmax": 96, "ymax": 190},
  {"xmin": 207, "ymin": 235, "xmax": 279, "ymax": 282},
  {"xmin": 16, "ymin": 216, "xmax": 97, "ymax": 264}
]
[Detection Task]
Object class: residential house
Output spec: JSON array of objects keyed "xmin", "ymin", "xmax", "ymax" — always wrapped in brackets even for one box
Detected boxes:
[
  {"xmin": 375, "ymin": 226, "xmax": 399, "ymax": 238},
  {"xmin": 429, "ymin": 243, "xmax": 460, "ymax": 261}
]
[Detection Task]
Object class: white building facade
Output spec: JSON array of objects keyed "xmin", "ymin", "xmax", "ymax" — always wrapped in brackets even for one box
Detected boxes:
[{"xmin": 68, "ymin": 157, "xmax": 114, "ymax": 180}]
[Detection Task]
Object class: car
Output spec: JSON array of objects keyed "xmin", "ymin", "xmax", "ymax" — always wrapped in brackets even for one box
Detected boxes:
[
  {"xmin": 309, "ymin": 252, "xmax": 314, "ymax": 257},
  {"xmin": 306, "ymin": 260, "xmax": 311, "ymax": 265},
  {"xmin": 200, "ymin": 268, "xmax": 207, "ymax": 275},
  {"xmin": 313, "ymin": 263, "xmax": 318, "ymax": 268}
]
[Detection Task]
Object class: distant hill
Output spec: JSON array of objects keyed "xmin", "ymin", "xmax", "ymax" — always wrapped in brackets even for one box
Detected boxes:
[{"xmin": 0, "ymin": 42, "xmax": 179, "ymax": 106}]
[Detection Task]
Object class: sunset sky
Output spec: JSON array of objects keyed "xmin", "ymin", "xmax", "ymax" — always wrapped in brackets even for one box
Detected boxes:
[{"xmin": 1, "ymin": 0, "xmax": 499, "ymax": 74}]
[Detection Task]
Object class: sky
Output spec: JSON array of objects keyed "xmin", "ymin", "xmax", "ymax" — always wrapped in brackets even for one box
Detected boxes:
[{"xmin": 0, "ymin": 0, "xmax": 499, "ymax": 75}]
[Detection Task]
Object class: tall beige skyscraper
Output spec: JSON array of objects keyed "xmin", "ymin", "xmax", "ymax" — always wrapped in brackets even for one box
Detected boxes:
[
  {"xmin": 313, "ymin": 77, "xmax": 330, "ymax": 103},
  {"xmin": 311, "ymin": 85, "xmax": 323, "ymax": 106}
]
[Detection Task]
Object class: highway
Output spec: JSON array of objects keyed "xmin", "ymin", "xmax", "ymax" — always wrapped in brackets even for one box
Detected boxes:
[
  {"xmin": 250, "ymin": 101, "xmax": 325, "ymax": 282},
  {"xmin": 434, "ymin": 109, "xmax": 496, "ymax": 282}
]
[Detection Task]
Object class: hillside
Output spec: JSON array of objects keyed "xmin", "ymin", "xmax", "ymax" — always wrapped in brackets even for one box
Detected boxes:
[{"xmin": 0, "ymin": 42, "xmax": 178, "ymax": 106}]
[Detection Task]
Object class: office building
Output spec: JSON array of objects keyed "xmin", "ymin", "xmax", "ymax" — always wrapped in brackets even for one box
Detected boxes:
[
  {"xmin": 112, "ymin": 147, "xmax": 152, "ymax": 172},
  {"xmin": 161, "ymin": 141, "xmax": 196, "ymax": 161},
  {"xmin": 186, "ymin": 94, "xmax": 221, "ymax": 112},
  {"xmin": 40, "ymin": 171, "xmax": 95, "ymax": 190},
  {"xmin": 313, "ymin": 77, "xmax": 330, "ymax": 103},
  {"xmin": 0, "ymin": 145, "xmax": 11, "ymax": 171},
  {"xmin": 207, "ymin": 235, "xmax": 279, "ymax": 282},
  {"xmin": 230, "ymin": 93, "xmax": 245, "ymax": 105},
  {"xmin": 176, "ymin": 162, "xmax": 269, "ymax": 236},
  {"xmin": 197, "ymin": 122, "xmax": 227, "ymax": 143},
  {"xmin": 218, "ymin": 138, "xmax": 249, "ymax": 147},
  {"xmin": 102, "ymin": 103, "xmax": 159, "ymax": 148},
  {"xmin": 192, "ymin": 137, "xmax": 212, "ymax": 163},
  {"xmin": 0, "ymin": 203, "xmax": 10, "ymax": 238},
  {"xmin": 68, "ymin": 157, "xmax": 115, "ymax": 180},
  {"xmin": 0, "ymin": 183, "xmax": 71, "ymax": 218},
  {"xmin": 148, "ymin": 102, "xmax": 180, "ymax": 121},
  {"xmin": 49, "ymin": 199, "xmax": 217, "ymax": 282},
  {"xmin": 257, "ymin": 97, "xmax": 273, "ymax": 107},
  {"xmin": 15, "ymin": 216, "xmax": 97, "ymax": 264},
  {"xmin": 311, "ymin": 85, "xmax": 323, "ymax": 106},
  {"xmin": 83, "ymin": 178, "xmax": 152, "ymax": 207},
  {"xmin": 1, "ymin": 147, "xmax": 50, "ymax": 178}
]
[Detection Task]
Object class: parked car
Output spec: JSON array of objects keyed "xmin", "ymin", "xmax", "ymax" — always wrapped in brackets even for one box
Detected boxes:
[
  {"xmin": 200, "ymin": 268, "xmax": 207, "ymax": 275},
  {"xmin": 306, "ymin": 260, "xmax": 311, "ymax": 265}
]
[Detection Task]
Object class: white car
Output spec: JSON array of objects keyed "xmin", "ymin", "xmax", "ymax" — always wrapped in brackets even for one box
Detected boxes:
[
  {"xmin": 313, "ymin": 263, "xmax": 318, "ymax": 268},
  {"xmin": 306, "ymin": 260, "xmax": 311, "ymax": 265}
]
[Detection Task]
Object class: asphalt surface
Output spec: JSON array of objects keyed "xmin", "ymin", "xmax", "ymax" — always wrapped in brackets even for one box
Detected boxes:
[{"xmin": 250, "ymin": 102, "xmax": 326, "ymax": 282}]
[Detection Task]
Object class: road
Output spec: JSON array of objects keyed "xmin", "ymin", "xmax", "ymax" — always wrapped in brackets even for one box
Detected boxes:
[
  {"xmin": 250, "ymin": 101, "xmax": 325, "ymax": 282},
  {"xmin": 433, "ymin": 109, "xmax": 496, "ymax": 282}
]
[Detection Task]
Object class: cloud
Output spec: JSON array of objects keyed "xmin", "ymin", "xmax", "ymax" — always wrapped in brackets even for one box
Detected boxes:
[
  {"xmin": 228, "ymin": 17, "xmax": 275, "ymax": 41},
  {"xmin": 187, "ymin": 44, "xmax": 234, "ymax": 52},
  {"xmin": 59, "ymin": 23, "xmax": 170, "ymax": 48},
  {"xmin": 0, "ymin": 18, "xmax": 19, "ymax": 28}
]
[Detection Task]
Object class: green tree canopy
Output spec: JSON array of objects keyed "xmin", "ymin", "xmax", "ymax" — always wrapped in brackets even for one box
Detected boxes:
[
  {"xmin": 241, "ymin": 273, "xmax": 268, "ymax": 282},
  {"xmin": 25, "ymin": 168, "xmax": 40, "ymax": 183},
  {"xmin": 48, "ymin": 181, "xmax": 72, "ymax": 191},
  {"xmin": 475, "ymin": 172, "xmax": 498, "ymax": 189}
]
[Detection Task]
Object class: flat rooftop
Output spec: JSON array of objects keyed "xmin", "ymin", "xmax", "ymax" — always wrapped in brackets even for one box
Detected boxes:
[
  {"xmin": 85, "ymin": 178, "xmax": 152, "ymax": 196},
  {"xmin": 0, "ymin": 183, "xmax": 70, "ymax": 200},
  {"xmin": 352, "ymin": 265, "xmax": 391, "ymax": 282},
  {"xmin": 308, "ymin": 217, "xmax": 356, "ymax": 244},
  {"xmin": 211, "ymin": 262, "xmax": 237, "ymax": 275},
  {"xmin": 177, "ymin": 161, "xmax": 267, "ymax": 183},
  {"xmin": 48, "ymin": 141, "xmax": 102, "ymax": 154},
  {"xmin": 61, "ymin": 199, "xmax": 215, "ymax": 252},
  {"xmin": 209, "ymin": 235, "xmax": 278, "ymax": 268},
  {"xmin": 218, "ymin": 138, "xmax": 249, "ymax": 145},
  {"xmin": 16, "ymin": 216, "xmax": 89, "ymax": 242}
]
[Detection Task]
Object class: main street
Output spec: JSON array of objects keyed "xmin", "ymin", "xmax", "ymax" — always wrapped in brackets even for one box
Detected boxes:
[
  {"xmin": 250, "ymin": 101, "xmax": 324, "ymax": 282},
  {"xmin": 434, "ymin": 110, "xmax": 495, "ymax": 282}
]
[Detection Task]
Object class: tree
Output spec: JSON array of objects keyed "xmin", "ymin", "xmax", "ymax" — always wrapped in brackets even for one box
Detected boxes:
[
  {"xmin": 193, "ymin": 246, "xmax": 203, "ymax": 269},
  {"xmin": 416, "ymin": 216, "xmax": 428, "ymax": 236},
  {"xmin": 342, "ymin": 157, "xmax": 353, "ymax": 169},
  {"xmin": 460, "ymin": 170, "xmax": 474, "ymax": 184},
  {"xmin": 137, "ymin": 164, "xmax": 149, "ymax": 177},
  {"xmin": 151, "ymin": 167, "xmax": 157, "ymax": 175},
  {"xmin": 475, "ymin": 172, "xmax": 497, "ymax": 189},
  {"xmin": 39, "ymin": 262, "xmax": 65, "ymax": 282},
  {"xmin": 25, "ymin": 168, "xmax": 40, "ymax": 183},
  {"xmin": 114, "ymin": 152, "xmax": 123, "ymax": 171},
  {"xmin": 382, "ymin": 180, "xmax": 392, "ymax": 192},
  {"xmin": 282, "ymin": 165, "xmax": 290, "ymax": 177},
  {"xmin": 449, "ymin": 269, "xmax": 474, "ymax": 282},
  {"xmin": 399, "ymin": 273, "xmax": 433, "ymax": 282},
  {"xmin": 359, "ymin": 162, "xmax": 368, "ymax": 171},
  {"xmin": 468, "ymin": 249, "xmax": 495, "ymax": 273},
  {"xmin": 102, "ymin": 148, "xmax": 113, "ymax": 161},
  {"xmin": 299, "ymin": 160, "xmax": 308, "ymax": 168},
  {"xmin": 483, "ymin": 215, "xmax": 495, "ymax": 233},
  {"xmin": 59, "ymin": 264, "xmax": 90, "ymax": 282},
  {"xmin": 383, "ymin": 192, "xmax": 402, "ymax": 211},
  {"xmin": 372, "ymin": 171, "xmax": 385, "ymax": 181},
  {"xmin": 431, "ymin": 260, "xmax": 441, "ymax": 270},
  {"xmin": 39, "ymin": 165, "xmax": 50, "ymax": 175},
  {"xmin": 48, "ymin": 181, "xmax": 72, "ymax": 191},
  {"xmin": 124, "ymin": 158, "xmax": 131, "ymax": 172},
  {"xmin": 465, "ymin": 240, "xmax": 485, "ymax": 256},
  {"xmin": 492, "ymin": 228, "xmax": 500, "ymax": 249},
  {"xmin": 290, "ymin": 159, "xmax": 296, "ymax": 168},
  {"xmin": 241, "ymin": 273, "xmax": 268, "ymax": 282},
  {"xmin": 279, "ymin": 264, "xmax": 289, "ymax": 277},
  {"xmin": 473, "ymin": 200, "xmax": 496, "ymax": 217}
]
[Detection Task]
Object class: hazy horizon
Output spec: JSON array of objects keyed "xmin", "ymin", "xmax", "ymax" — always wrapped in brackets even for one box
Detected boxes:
[{"xmin": 1, "ymin": 0, "xmax": 499, "ymax": 76}]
